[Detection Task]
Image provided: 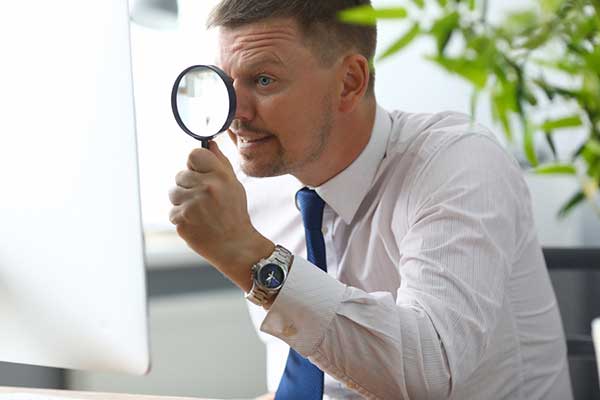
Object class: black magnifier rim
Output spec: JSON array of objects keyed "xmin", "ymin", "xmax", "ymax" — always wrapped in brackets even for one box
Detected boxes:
[{"xmin": 171, "ymin": 64, "xmax": 237, "ymax": 142}]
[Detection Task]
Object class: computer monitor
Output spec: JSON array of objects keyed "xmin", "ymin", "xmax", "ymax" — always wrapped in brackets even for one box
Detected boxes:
[
  {"xmin": 0, "ymin": 0, "xmax": 150, "ymax": 375},
  {"xmin": 594, "ymin": 318, "xmax": 600, "ymax": 385}
]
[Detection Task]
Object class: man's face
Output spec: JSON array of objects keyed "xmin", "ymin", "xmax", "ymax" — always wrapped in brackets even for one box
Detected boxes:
[{"xmin": 218, "ymin": 18, "xmax": 338, "ymax": 178}]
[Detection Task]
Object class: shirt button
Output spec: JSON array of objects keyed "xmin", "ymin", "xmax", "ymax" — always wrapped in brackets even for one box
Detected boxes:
[{"xmin": 322, "ymin": 226, "xmax": 328, "ymax": 235}]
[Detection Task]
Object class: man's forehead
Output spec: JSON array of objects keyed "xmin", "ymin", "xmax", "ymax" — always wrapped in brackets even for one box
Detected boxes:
[{"xmin": 217, "ymin": 18, "xmax": 304, "ymax": 54}]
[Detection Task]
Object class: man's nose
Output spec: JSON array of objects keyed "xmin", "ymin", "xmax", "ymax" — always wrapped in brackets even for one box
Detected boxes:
[{"xmin": 232, "ymin": 80, "xmax": 255, "ymax": 123}]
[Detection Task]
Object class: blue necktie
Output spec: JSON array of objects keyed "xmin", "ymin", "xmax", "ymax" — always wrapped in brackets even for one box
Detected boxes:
[{"xmin": 275, "ymin": 188, "xmax": 326, "ymax": 400}]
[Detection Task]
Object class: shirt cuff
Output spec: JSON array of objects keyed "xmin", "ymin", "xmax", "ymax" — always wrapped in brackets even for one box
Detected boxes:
[{"xmin": 260, "ymin": 256, "xmax": 347, "ymax": 356}]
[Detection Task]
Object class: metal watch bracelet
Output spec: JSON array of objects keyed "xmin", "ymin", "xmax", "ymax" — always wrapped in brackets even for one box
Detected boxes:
[{"xmin": 245, "ymin": 245, "xmax": 292, "ymax": 307}]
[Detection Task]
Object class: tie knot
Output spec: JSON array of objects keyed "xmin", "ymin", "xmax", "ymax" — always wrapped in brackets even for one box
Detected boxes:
[{"xmin": 296, "ymin": 188, "xmax": 325, "ymax": 231}]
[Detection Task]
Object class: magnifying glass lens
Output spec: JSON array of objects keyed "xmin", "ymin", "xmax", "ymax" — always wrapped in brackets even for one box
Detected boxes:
[{"xmin": 171, "ymin": 65, "xmax": 236, "ymax": 147}]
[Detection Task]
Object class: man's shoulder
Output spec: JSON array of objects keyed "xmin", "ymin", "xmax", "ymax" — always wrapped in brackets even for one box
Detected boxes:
[
  {"xmin": 378, "ymin": 109, "xmax": 512, "ymax": 189},
  {"xmin": 386, "ymin": 109, "xmax": 497, "ymax": 161}
]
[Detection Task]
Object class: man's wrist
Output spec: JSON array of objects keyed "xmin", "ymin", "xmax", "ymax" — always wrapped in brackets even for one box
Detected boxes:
[
  {"xmin": 219, "ymin": 231, "xmax": 275, "ymax": 293},
  {"xmin": 247, "ymin": 245, "xmax": 293, "ymax": 309}
]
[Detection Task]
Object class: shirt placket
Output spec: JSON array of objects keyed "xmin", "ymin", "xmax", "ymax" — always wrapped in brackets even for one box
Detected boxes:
[{"xmin": 322, "ymin": 206, "xmax": 338, "ymax": 279}]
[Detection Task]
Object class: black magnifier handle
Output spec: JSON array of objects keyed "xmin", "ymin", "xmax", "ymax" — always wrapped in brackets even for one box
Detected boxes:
[{"xmin": 201, "ymin": 140, "xmax": 209, "ymax": 149}]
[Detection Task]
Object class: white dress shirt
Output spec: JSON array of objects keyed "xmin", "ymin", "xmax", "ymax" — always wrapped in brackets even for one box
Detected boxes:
[{"xmin": 235, "ymin": 105, "xmax": 573, "ymax": 399}]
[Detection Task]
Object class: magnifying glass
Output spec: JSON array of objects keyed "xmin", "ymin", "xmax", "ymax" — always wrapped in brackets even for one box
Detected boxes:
[{"xmin": 171, "ymin": 65, "xmax": 237, "ymax": 149}]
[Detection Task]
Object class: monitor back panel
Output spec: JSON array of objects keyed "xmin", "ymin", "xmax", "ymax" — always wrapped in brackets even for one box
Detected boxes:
[{"xmin": 0, "ymin": 0, "xmax": 150, "ymax": 374}]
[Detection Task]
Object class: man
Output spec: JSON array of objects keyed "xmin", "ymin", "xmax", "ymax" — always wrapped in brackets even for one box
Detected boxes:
[{"xmin": 168, "ymin": 0, "xmax": 573, "ymax": 398}]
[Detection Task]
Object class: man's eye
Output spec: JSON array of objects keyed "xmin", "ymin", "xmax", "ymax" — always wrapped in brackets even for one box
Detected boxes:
[{"xmin": 256, "ymin": 76, "xmax": 273, "ymax": 87}]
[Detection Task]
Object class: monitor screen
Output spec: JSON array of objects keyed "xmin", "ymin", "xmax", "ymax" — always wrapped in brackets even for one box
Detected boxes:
[{"xmin": 0, "ymin": 0, "xmax": 150, "ymax": 374}]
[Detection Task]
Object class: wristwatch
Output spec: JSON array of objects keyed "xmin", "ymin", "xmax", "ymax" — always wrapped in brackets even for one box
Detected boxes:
[{"xmin": 245, "ymin": 245, "xmax": 293, "ymax": 307}]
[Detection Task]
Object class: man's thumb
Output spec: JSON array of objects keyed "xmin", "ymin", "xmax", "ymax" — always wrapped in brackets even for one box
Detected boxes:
[{"xmin": 208, "ymin": 141, "xmax": 234, "ymax": 172}]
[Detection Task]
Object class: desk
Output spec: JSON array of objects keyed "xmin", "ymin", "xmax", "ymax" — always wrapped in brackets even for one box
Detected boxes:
[{"xmin": 0, "ymin": 387, "xmax": 208, "ymax": 400}]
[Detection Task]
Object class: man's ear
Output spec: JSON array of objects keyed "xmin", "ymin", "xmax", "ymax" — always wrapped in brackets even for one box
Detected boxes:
[{"xmin": 338, "ymin": 54, "xmax": 370, "ymax": 113}]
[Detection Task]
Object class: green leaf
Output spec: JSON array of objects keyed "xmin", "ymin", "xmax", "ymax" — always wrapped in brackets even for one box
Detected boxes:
[
  {"xmin": 534, "ymin": 58, "xmax": 584, "ymax": 75},
  {"xmin": 573, "ymin": 15, "xmax": 599, "ymax": 41},
  {"xmin": 584, "ymin": 45, "xmax": 600, "ymax": 72},
  {"xmin": 430, "ymin": 11, "xmax": 460, "ymax": 54},
  {"xmin": 468, "ymin": 0, "xmax": 476, "ymax": 11},
  {"xmin": 583, "ymin": 70, "xmax": 600, "ymax": 97},
  {"xmin": 590, "ymin": 162, "xmax": 600, "ymax": 182},
  {"xmin": 522, "ymin": 26, "xmax": 552, "ymax": 49},
  {"xmin": 522, "ymin": 85, "xmax": 538, "ymax": 106},
  {"xmin": 591, "ymin": 2, "xmax": 600, "ymax": 22},
  {"xmin": 586, "ymin": 139, "xmax": 600, "ymax": 156},
  {"xmin": 338, "ymin": 6, "xmax": 408, "ymax": 26},
  {"xmin": 412, "ymin": 0, "xmax": 425, "ymax": 9},
  {"xmin": 558, "ymin": 190, "xmax": 585, "ymax": 218},
  {"xmin": 494, "ymin": 105, "xmax": 512, "ymax": 141},
  {"xmin": 428, "ymin": 56, "xmax": 489, "ymax": 89},
  {"xmin": 501, "ymin": 9, "xmax": 540, "ymax": 37},
  {"xmin": 372, "ymin": 7, "xmax": 410, "ymax": 19},
  {"xmin": 539, "ymin": 115, "xmax": 583, "ymax": 131},
  {"xmin": 494, "ymin": 64, "xmax": 523, "ymax": 113},
  {"xmin": 377, "ymin": 23, "xmax": 421, "ymax": 62},
  {"xmin": 533, "ymin": 78, "xmax": 556, "ymax": 100},
  {"xmin": 490, "ymin": 77, "xmax": 518, "ymax": 141},
  {"xmin": 540, "ymin": 0, "xmax": 563, "ymax": 14},
  {"xmin": 515, "ymin": 70, "xmax": 527, "ymax": 115},
  {"xmin": 467, "ymin": 35, "xmax": 494, "ymax": 53},
  {"xmin": 545, "ymin": 130, "xmax": 558, "ymax": 159},
  {"xmin": 534, "ymin": 163, "xmax": 577, "ymax": 175},
  {"xmin": 523, "ymin": 119, "xmax": 538, "ymax": 166}
]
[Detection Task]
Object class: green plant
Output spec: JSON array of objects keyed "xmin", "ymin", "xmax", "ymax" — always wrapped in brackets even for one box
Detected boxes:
[{"xmin": 339, "ymin": 0, "xmax": 600, "ymax": 217}]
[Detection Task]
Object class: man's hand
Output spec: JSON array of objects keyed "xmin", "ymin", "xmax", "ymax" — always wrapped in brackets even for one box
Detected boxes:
[{"xmin": 169, "ymin": 141, "xmax": 274, "ymax": 292}]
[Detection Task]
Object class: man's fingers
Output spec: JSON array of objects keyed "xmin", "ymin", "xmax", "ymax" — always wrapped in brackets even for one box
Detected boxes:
[
  {"xmin": 168, "ymin": 186, "xmax": 192, "ymax": 206},
  {"xmin": 187, "ymin": 148, "xmax": 220, "ymax": 173},
  {"xmin": 208, "ymin": 141, "xmax": 234, "ymax": 172},
  {"xmin": 169, "ymin": 205, "xmax": 184, "ymax": 225},
  {"xmin": 175, "ymin": 169, "xmax": 203, "ymax": 189},
  {"xmin": 186, "ymin": 142, "xmax": 235, "ymax": 178}
]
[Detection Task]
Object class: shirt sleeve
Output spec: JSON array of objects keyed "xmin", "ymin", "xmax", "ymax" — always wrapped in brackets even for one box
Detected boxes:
[{"xmin": 261, "ymin": 134, "xmax": 522, "ymax": 399}]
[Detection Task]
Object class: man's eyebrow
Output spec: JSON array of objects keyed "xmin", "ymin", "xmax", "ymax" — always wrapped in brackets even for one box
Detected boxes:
[{"xmin": 241, "ymin": 56, "xmax": 286, "ymax": 71}]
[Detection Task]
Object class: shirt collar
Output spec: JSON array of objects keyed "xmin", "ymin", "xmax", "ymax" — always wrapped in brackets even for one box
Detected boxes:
[{"xmin": 312, "ymin": 104, "xmax": 392, "ymax": 225}]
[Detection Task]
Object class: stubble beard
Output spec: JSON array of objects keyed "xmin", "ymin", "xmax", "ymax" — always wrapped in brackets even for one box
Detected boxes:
[{"xmin": 239, "ymin": 96, "xmax": 334, "ymax": 178}]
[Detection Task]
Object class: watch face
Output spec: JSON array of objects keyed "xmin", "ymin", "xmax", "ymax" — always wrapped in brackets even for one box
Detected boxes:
[{"xmin": 258, "ymin": 263, "xmax": 285, "ymax": 289}]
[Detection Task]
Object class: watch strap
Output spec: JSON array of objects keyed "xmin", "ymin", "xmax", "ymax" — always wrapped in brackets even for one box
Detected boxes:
[{"xmin": 245, "ymin": 245, "xmax": 292, "ymax": 307}]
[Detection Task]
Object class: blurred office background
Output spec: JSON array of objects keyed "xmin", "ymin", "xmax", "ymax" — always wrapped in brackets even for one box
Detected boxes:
[{"xmin": 1, "ymin": 0, "xmax": 599, "ymax": 398}]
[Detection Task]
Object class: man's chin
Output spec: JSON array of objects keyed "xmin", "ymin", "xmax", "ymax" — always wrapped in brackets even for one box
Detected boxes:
[{"xmin": 240, "ymin": 159, "xmax": 287, "ymax": 178}]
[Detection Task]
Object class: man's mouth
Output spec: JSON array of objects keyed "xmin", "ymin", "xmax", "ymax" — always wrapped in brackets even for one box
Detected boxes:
[
  {"xmin": 235, "ymin": 133, "xmax": 274, "ymax": 149},
  {"xmin": 238, "ymin": 136, "xmax": 270, "ymax": 144}
]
